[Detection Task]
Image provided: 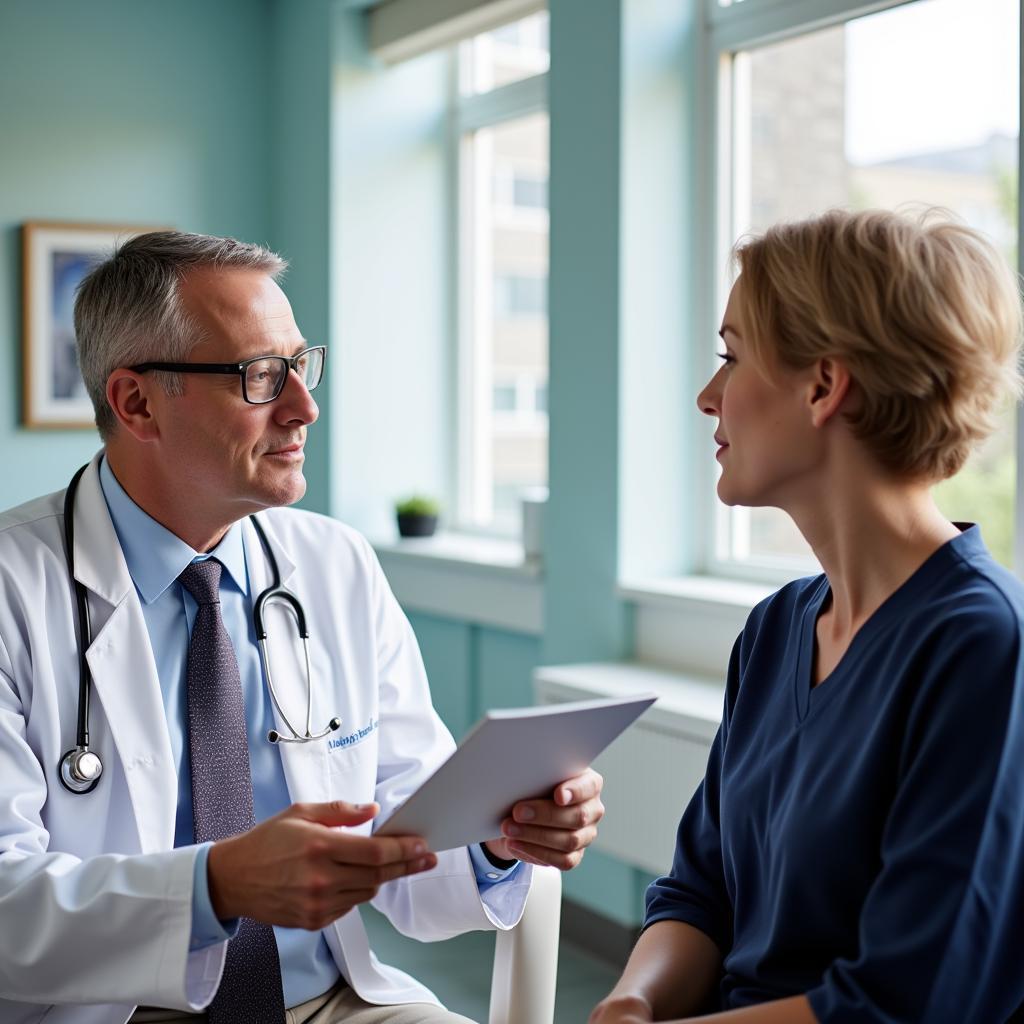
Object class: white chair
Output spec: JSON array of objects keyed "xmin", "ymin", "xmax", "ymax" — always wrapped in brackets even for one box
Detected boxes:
[{"xmin": 488, "ymin": 865, "xmax": 562, "ymax": 1024}]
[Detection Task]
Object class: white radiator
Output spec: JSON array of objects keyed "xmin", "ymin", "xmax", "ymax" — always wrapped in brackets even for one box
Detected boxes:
[{"xmin": 533, "ymin": 662, "xmax": 722, "ymax": 876}]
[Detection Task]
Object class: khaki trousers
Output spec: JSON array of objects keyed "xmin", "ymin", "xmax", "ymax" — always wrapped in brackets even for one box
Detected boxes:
[{"xmin": 129, "ymin": 982, "xmax": 479, "ymax": 1024}]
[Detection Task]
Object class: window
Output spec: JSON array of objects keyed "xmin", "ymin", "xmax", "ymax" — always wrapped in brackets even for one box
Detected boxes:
[
  {"xmin": 709, "ymin": 0, "xmax": 1020, "ymax": 574},
  {"xmin": 495, "ymin": 273, "xmax": 546, "ymax": 317},
  {"xmin": 462, "ymin": 12, "xmax": 549, "ymax": 93},
  {"xmin": 493, "ymin": 382, "xmax": 518, "ymax": 412},
  {"xmin": 513, "ymin": 172, "xmax": 547, "ymax": 210},
  {"xmin": 491, "ymin": 373, "xmax": 549, "ymax": 420},
  {"xmin": 455, "ymin": 11, "xmax": 550, "ymax": 534}
]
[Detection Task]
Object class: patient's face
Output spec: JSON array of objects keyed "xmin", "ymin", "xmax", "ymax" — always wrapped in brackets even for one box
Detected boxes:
[{"xmin": 697, "ymin": 278, "xmax": 821, "ymax": 509}]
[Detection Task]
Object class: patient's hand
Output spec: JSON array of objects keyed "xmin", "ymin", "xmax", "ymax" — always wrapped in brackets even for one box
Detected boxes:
[
  {"xmin": 588, "ymin": 993, "xmax": 655, "ymax": 1024},
  {"xmin": 484, "ymin": 768, "xmax": 604, "ymax": 870}
]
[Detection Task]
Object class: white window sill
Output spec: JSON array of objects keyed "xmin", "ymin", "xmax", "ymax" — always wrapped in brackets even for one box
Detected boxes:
[
  {"xmin": 618, "ymin": 574, "xmax": 775, "ymax": 677},
  {"xmin": 373, "ymin": 532, "xmax": 544, "ymax": 635},
  {"xmin": 374, "ymin": 531, "xmax": 542, "ymax": 580},
  {"xmin": 619, "ymin": 574, "xmax": 774, "ymax": 610}
]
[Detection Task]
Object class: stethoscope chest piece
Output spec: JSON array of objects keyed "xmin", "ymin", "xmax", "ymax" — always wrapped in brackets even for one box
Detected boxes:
[{"xmin": 59, "ymin": 747, "xmax": 103, "ymax": 794}]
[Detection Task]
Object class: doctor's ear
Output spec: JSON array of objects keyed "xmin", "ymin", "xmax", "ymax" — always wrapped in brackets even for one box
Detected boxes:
[
  {"xmin": 806, "ymin": 358, "xmax": 852, "ymax": 429},
  {"xmin": 106, "ymin": 369, "xmax": 160, "ymax": 442}
]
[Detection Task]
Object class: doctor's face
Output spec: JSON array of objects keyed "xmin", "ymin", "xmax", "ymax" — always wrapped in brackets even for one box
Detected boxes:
[
  {"xmin": 697, "ymin": 277, "xmax": 818, "ymax": 508},
  {"xmin": 151, "ymin": 267, "xmax": 319, "ymax": 523}
]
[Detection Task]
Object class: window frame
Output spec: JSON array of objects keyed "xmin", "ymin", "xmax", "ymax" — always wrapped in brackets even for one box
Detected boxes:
[
  {"xmin": 450, "ymin": 48, "xmax": 549, "ymax": 537},
  {"xmin": 697, "ymin": 0, "xmax": 1024, "ymax": 583}
]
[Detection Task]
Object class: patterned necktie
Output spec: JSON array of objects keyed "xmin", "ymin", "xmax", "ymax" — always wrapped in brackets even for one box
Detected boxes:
[{"xmin": 179, "ymin": 558, "xmax": 286, "ymax": 1024}]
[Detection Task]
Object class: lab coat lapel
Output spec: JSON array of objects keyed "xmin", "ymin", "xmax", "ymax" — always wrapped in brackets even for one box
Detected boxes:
[
  {"xmin": 243, "ymin": 515, "xmax": 332, "ymax": 804},
  {"xmin": 72, "ymin": 456, "xmax": 178, "ymax": 853}
]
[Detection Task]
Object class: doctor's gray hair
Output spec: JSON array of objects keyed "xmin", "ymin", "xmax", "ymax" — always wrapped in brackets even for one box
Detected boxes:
[{"xmin": 75, "ymin": 231, "xmax": 287, "ymax": 440}]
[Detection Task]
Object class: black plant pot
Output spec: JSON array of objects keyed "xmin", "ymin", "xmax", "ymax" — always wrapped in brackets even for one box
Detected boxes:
[{"xmin": 397, "ymin": 512, "xmax": 438, "ymax": 538}]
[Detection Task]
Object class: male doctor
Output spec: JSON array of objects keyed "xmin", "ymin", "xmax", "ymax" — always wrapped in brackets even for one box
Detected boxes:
[{"xmin": 0, "ymin": 232, "xmax": 604, "ymax": 1024}]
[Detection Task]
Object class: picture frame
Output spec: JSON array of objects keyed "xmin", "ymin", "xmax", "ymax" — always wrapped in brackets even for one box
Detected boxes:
[{"xmin": 22, "ymin": 221, "xmax": 155, "ymax": 429}]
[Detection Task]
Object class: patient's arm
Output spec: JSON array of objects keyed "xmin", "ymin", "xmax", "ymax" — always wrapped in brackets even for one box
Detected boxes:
[{"xmin": 589, "ymin": 919, "xmax": 722, "ymax": 1023}]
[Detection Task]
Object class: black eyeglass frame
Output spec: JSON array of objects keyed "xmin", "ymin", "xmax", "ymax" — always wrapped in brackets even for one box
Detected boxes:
[{"xmin": 129, "ymin": 345, "xmax": 326, "ymax": 405}]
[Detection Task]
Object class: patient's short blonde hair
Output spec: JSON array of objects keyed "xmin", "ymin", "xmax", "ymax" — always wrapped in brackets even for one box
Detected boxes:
[{"xmin": 734, "ymin": 208, "xmax": 1023, "ymax": 480}]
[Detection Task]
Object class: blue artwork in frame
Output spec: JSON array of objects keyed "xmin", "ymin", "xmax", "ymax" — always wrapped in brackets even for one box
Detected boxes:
[{"xmin": 22, "ymin": 221, "xmax": 154, "ymax": 428}]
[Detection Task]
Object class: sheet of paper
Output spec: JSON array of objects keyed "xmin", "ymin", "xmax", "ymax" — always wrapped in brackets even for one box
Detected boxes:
[{"xmin": 375, "ymin": 694, "xmax": 657, "ymax": 852}]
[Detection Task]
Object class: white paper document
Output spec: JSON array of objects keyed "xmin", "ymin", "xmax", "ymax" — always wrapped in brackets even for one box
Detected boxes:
[{"xmin": 376, "ymin": 694, "xmax": 657, "ymax": 852}]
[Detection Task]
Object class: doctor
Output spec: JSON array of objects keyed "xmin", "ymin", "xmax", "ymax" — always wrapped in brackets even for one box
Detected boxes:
[{"xmin": 0, "ymin": 231, "xmax": 605, "ymax": 1024}]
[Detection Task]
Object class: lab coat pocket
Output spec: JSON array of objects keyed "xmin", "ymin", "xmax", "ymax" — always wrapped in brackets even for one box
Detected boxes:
[
  {"xmin": 276, "ymin": 736, "xmax": 332, "ymax": 805},
  {"xmin": 323, "ymin": 737, "xmax": 378, "ymax": 804}
]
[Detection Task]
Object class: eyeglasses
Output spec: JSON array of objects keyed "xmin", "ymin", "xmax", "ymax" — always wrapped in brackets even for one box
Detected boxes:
[{"xmin": 130, "ymin": 346, "xmax": 326, "ymax": 405}]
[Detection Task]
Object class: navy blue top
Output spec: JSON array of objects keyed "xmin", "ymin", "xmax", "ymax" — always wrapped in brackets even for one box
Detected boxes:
[{"xmin": 645, "ymin": 526, "xmax": 1024, "ymax": 1023}]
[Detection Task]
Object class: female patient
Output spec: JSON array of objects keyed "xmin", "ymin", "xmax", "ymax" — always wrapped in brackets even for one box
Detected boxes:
[{"xmin": 592, "ymin": 209, "xmax": 1024, "ymax": 1023}]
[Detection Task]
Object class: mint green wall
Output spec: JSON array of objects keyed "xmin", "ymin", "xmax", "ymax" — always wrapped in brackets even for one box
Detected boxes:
[
  {"xmin": 543, "ymin": 0, "xmax": 632, "ymax": 666},
  {"xmin": 477, "ymin": 626, "xmax": 542, "ymax": 713},
  {"xmin": 408, "ymin": 612, "xmax": 477, "ymax": 739},
  {"xmin": 271, "ymin": 0, "xmax": 336, "ymax": 515},
  {"xmin": 409, "ymin": 613, "xmax": 543, "ymax": 741},
  {"xmin": 619, "ymin": 0, "xmax": 702, "ymax": 579},
  {"xmin": 0, "ymin": 0, "xmax": 274, "ymax": 510}
]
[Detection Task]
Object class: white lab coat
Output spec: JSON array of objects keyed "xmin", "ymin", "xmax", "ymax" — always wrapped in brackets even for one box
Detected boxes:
[{"xmin": 0, "ymin": 456, "xmax": 533, "ymax": 1024}]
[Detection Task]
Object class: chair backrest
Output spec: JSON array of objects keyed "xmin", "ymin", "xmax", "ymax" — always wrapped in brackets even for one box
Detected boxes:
[{"xmin": 488, "ymin": 865, "xmax": 562, "ymax": 1024}]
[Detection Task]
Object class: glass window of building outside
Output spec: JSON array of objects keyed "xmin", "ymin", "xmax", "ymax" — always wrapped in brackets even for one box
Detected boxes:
[
  {"xmin": 457, "ymin": 12, "xmax": 549, "ymax": 534},
  {"xmin": 717, "ymin": 0, "xmax": 1019, "ymax": 571}
]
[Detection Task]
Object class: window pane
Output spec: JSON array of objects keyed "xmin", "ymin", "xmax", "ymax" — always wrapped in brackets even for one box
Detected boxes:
[
  {"xmin": 495, "ymin": 273, "xmax": 547, "ymax": 316},
  {"xmin": 493, "ymin": 382, "xmax": 518, "ymax": 411},
  {"xmin": 723, "ymin": 0, "xmax": 1019, "ymax": 569},
  {"xmin": 461, "ymin": 110, "xmax": 549, "ymax": 532},
  {"xmin": 513, "ymin": 173, "xmax": 547, "ymax": 209},
  {"xmin": 461, "ymin": 11, "xmax": 549, "ymax": 96}
]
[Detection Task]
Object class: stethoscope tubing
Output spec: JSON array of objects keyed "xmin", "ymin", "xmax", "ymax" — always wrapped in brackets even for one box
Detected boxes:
[
  {"xmin": 60, "ymin": 465, "xmax": 100, "ymax": 794},
  {"xmin": 249, "ymin": 516, "xmax": 340, "ymax": 744},
  {"xmin": 58, "ymin": 464, "xmax": 341, "ymax": 793}
]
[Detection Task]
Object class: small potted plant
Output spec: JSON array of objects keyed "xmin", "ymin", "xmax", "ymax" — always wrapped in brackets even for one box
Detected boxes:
[{"xmin": 395, "ymin": 495, "xmax": 440, "ymax": 538}]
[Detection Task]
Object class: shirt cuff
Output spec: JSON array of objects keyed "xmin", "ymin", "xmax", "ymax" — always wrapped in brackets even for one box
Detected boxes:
[
  {"xmin": 190, "ymin": 842, "xmax": 240, "ymax": 951},
  {"xmin": 469, "ymin": 842, "xmax": 521, "ymax": 893}
]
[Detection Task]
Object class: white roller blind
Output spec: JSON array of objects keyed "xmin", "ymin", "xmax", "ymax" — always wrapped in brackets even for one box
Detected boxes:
[{"xmin": 368, "ymin": 0, "xmax": 546, "ymax": 64}]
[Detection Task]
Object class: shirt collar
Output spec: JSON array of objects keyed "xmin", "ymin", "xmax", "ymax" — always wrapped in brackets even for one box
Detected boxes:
[{"xmin": 98, "ymin": 454, "xmax": 249, "ymax": 604}]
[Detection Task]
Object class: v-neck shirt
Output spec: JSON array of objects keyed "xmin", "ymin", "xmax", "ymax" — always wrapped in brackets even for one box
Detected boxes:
[
  {"xmin": 645, "ymin": 525, "xmax": 1024, "ymax": 1021},
  {"xmin": 792, "ymin": 529, "xmax": 975, "ymax": 721}
]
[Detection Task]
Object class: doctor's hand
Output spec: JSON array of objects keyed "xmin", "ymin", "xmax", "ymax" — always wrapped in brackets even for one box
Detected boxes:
[
  {"xmin": 206, "ymin": 800, "xmax": 436, "ymax": 931},
  {"xmin": 484, "ymin": 768, "xmax": 604, "ymax": 870}
]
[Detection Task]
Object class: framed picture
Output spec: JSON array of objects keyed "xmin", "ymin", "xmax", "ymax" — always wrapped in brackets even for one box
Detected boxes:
[{"xmin": 22, "ymin": 221, "xmax": 154, "ymax": 428}]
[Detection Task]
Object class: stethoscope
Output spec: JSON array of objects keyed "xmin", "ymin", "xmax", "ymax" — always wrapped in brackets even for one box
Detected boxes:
[{"xmin": 58, "ymin": 464, "xmax": 342, "ymax": 795}]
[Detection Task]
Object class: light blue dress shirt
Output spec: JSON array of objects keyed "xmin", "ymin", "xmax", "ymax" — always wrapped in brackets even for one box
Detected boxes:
[{"xmin": 98, "ymin": 457, "xmax": 517, "ymax": 1009}]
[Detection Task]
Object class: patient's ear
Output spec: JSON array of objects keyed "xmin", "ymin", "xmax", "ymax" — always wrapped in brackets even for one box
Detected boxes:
[
  {"xmin": 807, "ymin": 358, "xmax": 851, "ymax": 429},
  {"xmin": 106, "ymin": 369, "xmax": 160, "ymax": 442}
]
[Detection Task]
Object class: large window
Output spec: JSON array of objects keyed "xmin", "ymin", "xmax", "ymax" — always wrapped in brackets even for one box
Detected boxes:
[
  {"xmin": 455, "ymin": 12, "xmax": 550, "ymax": 534},
  {"xmin": 709, "ymin": 0, "xmax": 1020, "ymax": 574}
]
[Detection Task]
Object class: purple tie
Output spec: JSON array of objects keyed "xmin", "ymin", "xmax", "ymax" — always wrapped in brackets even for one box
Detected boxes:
[{"xmin": 179, "ymin": 558, "xmax": 286, "ymax": 1024}]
